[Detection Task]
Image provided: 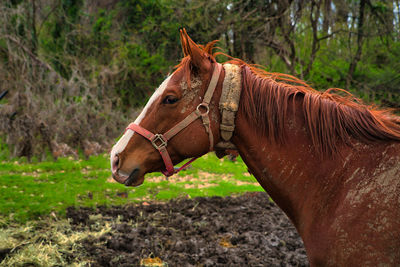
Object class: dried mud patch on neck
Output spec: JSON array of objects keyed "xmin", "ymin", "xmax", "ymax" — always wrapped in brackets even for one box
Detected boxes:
[{"xmin": 331, "ymin": 152, "xmax": 400, "ymax": 264}]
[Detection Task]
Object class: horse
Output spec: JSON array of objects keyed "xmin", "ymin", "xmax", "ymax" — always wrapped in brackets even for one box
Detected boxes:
[{"xmin": 110, "ymin": 29, "xmax": 400, "ymax": 266}]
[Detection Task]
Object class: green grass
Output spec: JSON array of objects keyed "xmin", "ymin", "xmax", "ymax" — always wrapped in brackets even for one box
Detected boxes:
[{"xmin": 0, "ymin": 153, "xmax": 263, "ymax": 223}]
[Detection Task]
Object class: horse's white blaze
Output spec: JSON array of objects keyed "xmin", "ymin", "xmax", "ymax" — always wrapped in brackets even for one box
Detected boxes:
[
  {"xmin": 132, "ymin": 75, "xmax": 172, "ymax": 125},
  {"xmin": 110, "ymin": 75, "xmax": 172, "ymax": 170}
]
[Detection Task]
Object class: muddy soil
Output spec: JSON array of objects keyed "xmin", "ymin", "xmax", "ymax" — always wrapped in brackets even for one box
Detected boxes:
[{"xmin": 67, "ymin": 192, "xmax": 309, "ymax": 266}]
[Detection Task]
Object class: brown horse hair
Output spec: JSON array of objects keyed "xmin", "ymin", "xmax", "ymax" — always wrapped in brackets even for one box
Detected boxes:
[
  {"xmin": 240, "ymin": 65, "xmax": 400, "ymax": 155},
  {"xmin": 176, "ymin": 38, "xmax": 400, "ymax": 156}
]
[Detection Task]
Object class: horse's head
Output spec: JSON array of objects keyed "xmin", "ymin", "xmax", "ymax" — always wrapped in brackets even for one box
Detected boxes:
[{"xmin": 110, "ymin": 30, "xmax": 225, "ymax": 186}]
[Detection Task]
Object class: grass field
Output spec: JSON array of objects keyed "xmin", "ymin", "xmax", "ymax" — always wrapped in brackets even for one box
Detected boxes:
[
  {"xmin": 0, "ymin": 153, "xmax": 266, "ymax": 266},
  {"xmin": 0, "ymin": 153, "xmax": 263, "ymax": 223}
]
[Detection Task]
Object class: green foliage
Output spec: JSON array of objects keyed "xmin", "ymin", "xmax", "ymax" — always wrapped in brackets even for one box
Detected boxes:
[
  {"xmin": 38, "ymin": 0, "xmax": 84, "ymax": 77},
  {"xmin": 37, "ymin": 0, "xmax": 180, "ymax": 106},
  {"xmin": 111, "ymin": 42, "xmax": 170, "ymax": 107},
  {"xmin": 5, "ymin": 0, "xmax": 400, "ymax": 107},
  {"xmin": 309, "ymin": 57, "xmax": 348, "ymax": 89}
]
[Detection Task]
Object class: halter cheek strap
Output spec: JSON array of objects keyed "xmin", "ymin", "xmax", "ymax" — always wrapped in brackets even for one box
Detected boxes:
[{"xmin": 125, "ymin": 63, "xmax": 223, "ymax": 177}]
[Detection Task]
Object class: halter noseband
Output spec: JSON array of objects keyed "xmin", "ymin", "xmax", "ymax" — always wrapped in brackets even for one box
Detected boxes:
[{"xmin": 125, "ymin": 63, "xmax": 223, "ymax": 177}]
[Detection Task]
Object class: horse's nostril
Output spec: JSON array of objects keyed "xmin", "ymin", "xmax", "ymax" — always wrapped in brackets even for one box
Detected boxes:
[{"xmin": 112, "ymin": 154, "xmax": 120, "ymax": 172}]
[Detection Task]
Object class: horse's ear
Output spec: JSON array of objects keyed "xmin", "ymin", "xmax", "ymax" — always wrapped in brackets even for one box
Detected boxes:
[{"xmin": 180, "ymin": 29, "xmax": 211, "ymax": 72}]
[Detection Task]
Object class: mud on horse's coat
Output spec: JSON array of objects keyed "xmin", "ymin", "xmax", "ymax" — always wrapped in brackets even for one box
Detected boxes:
[{"xmin": 110, "ymin": 29, "xmax": 400, "ymax": 266}]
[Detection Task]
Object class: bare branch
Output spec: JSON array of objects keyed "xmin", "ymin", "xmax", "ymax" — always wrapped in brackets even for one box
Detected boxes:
[{"xmin": 3, "ymin": 34, "xmax": 60, "ymax": 79}]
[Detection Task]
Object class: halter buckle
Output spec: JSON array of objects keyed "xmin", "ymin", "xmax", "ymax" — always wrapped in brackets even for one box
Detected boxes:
[
  {"xmin": 151, "ymin": 134, "xmax": 167, "ymax": 150},
  {"xmin": 196, "ymin": 103, "xmax": 210, "ymax": 115}
]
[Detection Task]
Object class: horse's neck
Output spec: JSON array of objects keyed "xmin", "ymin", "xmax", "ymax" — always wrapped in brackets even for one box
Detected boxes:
[
  {"xmin": 232, "ymin": 101, "xmax": 352, "ymax": 234},
  {"xmin": 233, "ymin": 97, "xmax": 400, "ymax": 237},
  {"xmin": 230, "ymin": 83, "xmax": 400, "ymax": 264}
]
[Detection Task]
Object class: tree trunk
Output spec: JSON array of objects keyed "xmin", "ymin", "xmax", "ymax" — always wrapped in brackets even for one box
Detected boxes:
[
  {"xmin": 30, "ymin": 0, "xmax": 38, "ymax": 55},
  {"xmin": 346, "ymin": 0, "xmax": 366, "ymax": 88}
]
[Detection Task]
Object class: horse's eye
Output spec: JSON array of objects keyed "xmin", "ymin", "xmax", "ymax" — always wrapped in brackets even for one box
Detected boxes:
[{"xmin": 162, "ymin": 95, "xmax": 179, "ymax": 105}]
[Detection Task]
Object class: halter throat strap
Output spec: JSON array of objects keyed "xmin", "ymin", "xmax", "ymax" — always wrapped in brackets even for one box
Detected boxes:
[{"xmin": 125, "ymin": 63, "xmax": 223, "ymax": 177}]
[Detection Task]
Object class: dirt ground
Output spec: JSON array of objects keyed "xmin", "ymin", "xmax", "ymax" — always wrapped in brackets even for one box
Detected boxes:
[{"xmin": 67, "ymin": 192, "xmax": 309, "ymax": 266}]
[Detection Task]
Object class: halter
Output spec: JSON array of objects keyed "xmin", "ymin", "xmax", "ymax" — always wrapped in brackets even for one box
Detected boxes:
[{"xmin": 125, "ymin": 63, "xmax": 223, "ymax": 177}]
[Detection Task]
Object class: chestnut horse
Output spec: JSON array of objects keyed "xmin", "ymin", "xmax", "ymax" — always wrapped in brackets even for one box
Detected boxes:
[{"xmin": 110, "ymin": 30, "xmax": 400, "ymax": 266}]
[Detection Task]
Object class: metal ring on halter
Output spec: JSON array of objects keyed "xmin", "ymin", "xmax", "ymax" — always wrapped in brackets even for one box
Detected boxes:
[
  {"xmin": 151, "ymin": 134, "xmax": 168, "ymax": 150},
  {"xmin": 196, "ymin": 103, "xmax": 210, "ymax": 115}
]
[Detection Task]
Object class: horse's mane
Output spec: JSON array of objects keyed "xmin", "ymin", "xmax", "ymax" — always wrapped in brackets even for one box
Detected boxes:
[
  {"xmin": 239, "ymin": 65, "xmax": 400, "ymax": 155},
  {"xmin": 176, "ymin": 39, "xmax": 400, "ymax": 155}
]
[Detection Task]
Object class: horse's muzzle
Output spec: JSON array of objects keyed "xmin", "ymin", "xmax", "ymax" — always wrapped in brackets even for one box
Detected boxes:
[
  {"xmin": 111, "ymin": 154, "xmax": 142, "ymax": 186},
  {"xmin": 112, "ymin": 167, "xmax": 142, "ymax": 186}
]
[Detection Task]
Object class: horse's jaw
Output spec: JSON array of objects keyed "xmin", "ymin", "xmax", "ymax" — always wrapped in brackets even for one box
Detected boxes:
[{"xmin": 123, "ymin": 168, "xmax": 144, "ymax": 187}]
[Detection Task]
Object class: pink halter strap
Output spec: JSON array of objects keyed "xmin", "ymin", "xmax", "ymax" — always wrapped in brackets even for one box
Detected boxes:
[{"xmin": 125, "ymin": 63, "xmax": 223, "ymax": 177}]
